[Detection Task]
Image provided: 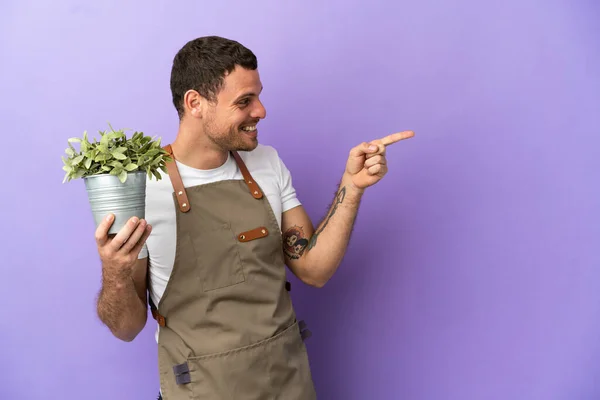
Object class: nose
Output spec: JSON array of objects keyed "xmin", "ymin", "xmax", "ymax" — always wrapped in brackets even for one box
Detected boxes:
[{"xmin": 251, "ymin": 99, "xmax": 267, "ymax": 119}]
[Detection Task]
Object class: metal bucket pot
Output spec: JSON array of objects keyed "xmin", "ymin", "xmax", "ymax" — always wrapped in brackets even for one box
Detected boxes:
[{"xmin": 84, "ymin": 171, "xmax": 147, "ymax": 235}]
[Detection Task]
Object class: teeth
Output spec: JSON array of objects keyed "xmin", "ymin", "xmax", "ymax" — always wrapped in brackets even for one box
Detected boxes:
[{"xmin": 242, "ymin": 125, "xmax": 256, "ymax": 132}]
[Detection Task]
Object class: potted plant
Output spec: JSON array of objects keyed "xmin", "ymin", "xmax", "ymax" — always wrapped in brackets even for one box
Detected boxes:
[{"xmin": 62, "ymin": 125, "xmax": 171, "ymax": 234}]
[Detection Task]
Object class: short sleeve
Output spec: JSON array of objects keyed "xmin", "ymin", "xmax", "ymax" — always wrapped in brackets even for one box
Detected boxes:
[{"xmin": 275, "ymin": 152, "xmax": 301, "ymax": 212}]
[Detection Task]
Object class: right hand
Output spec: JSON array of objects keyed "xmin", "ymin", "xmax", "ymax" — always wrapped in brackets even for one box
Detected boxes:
[{"xmin": 95, "ymin": 214, "xmax": 152, "ymax": 278}]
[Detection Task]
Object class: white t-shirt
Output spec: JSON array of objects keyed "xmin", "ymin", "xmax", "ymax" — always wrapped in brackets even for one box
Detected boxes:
[{"xmin": 137, "ymin": 144, "xmax": 301, "ymax": 341}]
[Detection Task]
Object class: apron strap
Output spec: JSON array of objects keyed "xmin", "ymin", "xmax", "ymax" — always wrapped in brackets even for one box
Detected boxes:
[
  {"xmin": 149, "ymin": 296, "xmax": 166, "ymax": 327},
  {"xmin": 163, "ymin": 144, "xmax": 191, "ymax": 213},
  {"xmin": 231, "ymin": 151, "xmax": 263, "ymax": 199},
  {"xmin": 147, "ymin": 269, "xmax": 167, "ymax": 327},
  {"xmin": 163, "ymin": 146, "xmax": 263, "ymax": 210}
]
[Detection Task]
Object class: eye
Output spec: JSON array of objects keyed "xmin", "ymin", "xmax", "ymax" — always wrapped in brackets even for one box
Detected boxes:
[{"xmin": 238, "ymin": 98, "xmax": 250, "ymax": 107}]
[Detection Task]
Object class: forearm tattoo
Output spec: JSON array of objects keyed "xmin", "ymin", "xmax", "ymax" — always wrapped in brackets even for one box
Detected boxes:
[
  {"xmin": 306, "ymin": 186, "xmax": 346, "ymax": 251},
  {"xmin": 283, "ymin": 225, "xmax": 309, "ymax": 259}
]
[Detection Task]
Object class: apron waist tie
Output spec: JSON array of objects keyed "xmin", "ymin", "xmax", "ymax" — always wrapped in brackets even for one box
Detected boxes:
[{"xmin": 149, "ymin": 296, "xmax": 166, "ymax": 327}]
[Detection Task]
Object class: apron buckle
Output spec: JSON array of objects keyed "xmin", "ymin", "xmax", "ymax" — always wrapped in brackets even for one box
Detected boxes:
[
  {"xmin": 173, "ymin": 362, "xmax": 191, "ymax": 385},
  {"xmin": 298, "ymin": 320, "xmax": 312, "ymax": 341}
]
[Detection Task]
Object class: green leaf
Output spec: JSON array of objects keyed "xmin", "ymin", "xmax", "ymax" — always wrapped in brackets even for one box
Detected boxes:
[
  {"xmin": 107, "ymin": 131, "xmax": 121, "ymax": 140},
  {"xmin": 112, "ymin": 152, "xmax": 127, "ymax": 160},
  {"xmin": 84, "ymin": 158, "xmax": 93, "ymax": 169},
  {"xmin": 118, "ymin": 170, "xmax": 128, "ymax": 183},
  {"xmin": 125, "ymin": 163, "xmax": 138, "ymax": 171},
  {"xmin": 138, "ymin": 143, "xmax": 151, "ymax": 154},
  {"xmin": 65, "ymin": 147, "xmax": 75, "ymax": 157},
  {"xmin": 73, "ymin": 169, "xmax": 86, "ymax": 179},
  {"xmin": 108, "ymin": 161, "xmax": 123, "ymax": 169},
  {"xmin": 101, "ymin": 165, "xmax": 111, "ymax": 172},
  {"xmin": 68, "ymin": 137, "xmax": 81, "ymax": 143},
  {"xmin": 71, "ymin": 155, "xmax": 84, "ymax": 165},
  {"xmin": 95, "ymin": 154, "xmax": 111, "ymax": 162},
  {"xmin": 112, "ymin": 146, "xmax": 127, "ymax": 153},
  {"xmin": 146, "ymin": 149, "xmax": 160, "ymax": 157}
]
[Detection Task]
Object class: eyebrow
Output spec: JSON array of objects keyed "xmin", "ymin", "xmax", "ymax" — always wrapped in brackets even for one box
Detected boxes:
[{"xmin": 234, "ymin": 86, "xmax": 263, "ymax": 102}]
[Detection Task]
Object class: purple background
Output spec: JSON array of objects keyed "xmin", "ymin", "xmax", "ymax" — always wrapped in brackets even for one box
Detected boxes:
[{"xmin": 2, "ymin": 0, "xmax": 599, "ymax": 399}]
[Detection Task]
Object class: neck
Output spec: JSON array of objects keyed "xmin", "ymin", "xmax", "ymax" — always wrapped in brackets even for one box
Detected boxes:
[{"xmin": 170, "ymin": 125, "xmax": 229, "ymax": 170}]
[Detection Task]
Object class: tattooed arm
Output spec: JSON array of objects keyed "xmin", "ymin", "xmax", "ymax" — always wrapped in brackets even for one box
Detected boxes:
[
  {"xmin": 282, "ymin": 176, "xmax": 363, "ymax": 287},
  {"xmin": 281, "ymin": 131, "xmax": 415, "ymax": 287},
  {"xmin": 282, "ymin": 131, "xmax": 414, "ymax": 287}
]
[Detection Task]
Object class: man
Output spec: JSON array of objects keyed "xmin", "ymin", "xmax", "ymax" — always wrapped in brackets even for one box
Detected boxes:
[{"xmin": 93, "ymin": 36, "xmax": 413, "ymax": 399}]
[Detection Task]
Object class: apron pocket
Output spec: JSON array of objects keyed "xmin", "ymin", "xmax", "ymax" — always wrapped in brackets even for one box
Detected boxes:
[
  {"xmin": 185, "ymin": 321, "xmax": 316, "ymax": 400},
  {"xmin": 192, "ymin": 222, "xmax": 245, "ymax": 292},
  {"xmin": 187, "ymin": 347, "xmax": 271, "ymax": 399}
]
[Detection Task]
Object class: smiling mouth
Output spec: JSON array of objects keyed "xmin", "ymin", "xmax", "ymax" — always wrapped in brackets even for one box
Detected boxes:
[{"xmin": 241, "ymin": 125, "xmax": 257, "ymax": 132}]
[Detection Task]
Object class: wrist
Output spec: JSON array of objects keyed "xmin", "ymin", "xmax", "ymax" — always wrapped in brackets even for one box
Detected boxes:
[{"xmin": 341, "ymin": 172, "xmax": 365, "ymax": 198}]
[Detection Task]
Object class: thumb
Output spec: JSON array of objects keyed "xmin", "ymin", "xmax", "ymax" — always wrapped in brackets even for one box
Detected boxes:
[
  {"xmin": 349, "ymin": 142, "xmax": 379, "ymax": 158},
  {"xmin": 95, "ymin": 214, "xmax": 114, "ymax": 246}
]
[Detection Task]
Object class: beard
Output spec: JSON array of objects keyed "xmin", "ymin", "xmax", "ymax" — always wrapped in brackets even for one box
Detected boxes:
[{"xmin": 203, "ymin": 115, "xmax": 258, "ymax": 152}]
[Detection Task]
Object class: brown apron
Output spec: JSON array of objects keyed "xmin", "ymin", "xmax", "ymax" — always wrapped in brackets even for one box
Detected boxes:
[{"xmin": 148, "ymin": 145, "xmax": 316, "ymax": 400}]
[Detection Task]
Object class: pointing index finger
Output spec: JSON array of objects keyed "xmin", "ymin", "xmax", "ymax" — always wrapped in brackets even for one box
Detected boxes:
[{"xmin": 379, "ymin": 130, "xmax": 415, "ymax": 146}]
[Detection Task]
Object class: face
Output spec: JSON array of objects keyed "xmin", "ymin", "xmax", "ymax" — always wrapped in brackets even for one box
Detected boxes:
[
  {"xmin": 196, "ymin": 66, "xmax": 267, "ymax": 152},
  {"xmin": 286, "ymin": 234, "xmax": 298, "ymax": 247}
]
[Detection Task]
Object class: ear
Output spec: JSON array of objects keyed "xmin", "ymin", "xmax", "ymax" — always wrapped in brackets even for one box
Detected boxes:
[{"xmin": 183, "ymin": 90, "xmax": 206, "ymax": 119}]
